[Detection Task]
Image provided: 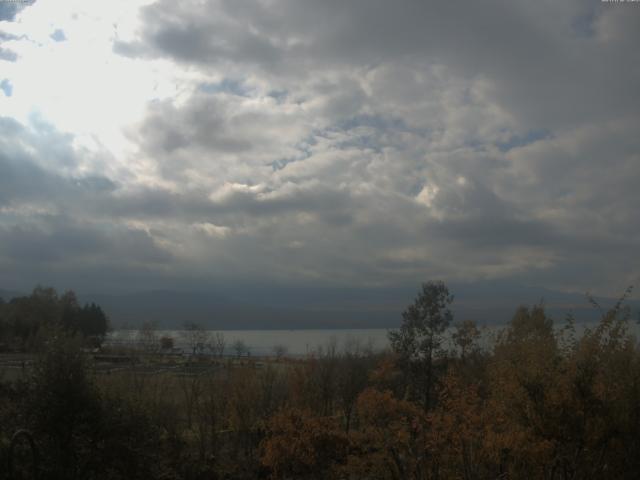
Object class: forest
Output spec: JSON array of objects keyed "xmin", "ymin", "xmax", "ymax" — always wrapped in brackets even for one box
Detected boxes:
[{"xmin": 0, "ymin": 282, "xmax": 639, "ymax": 479}]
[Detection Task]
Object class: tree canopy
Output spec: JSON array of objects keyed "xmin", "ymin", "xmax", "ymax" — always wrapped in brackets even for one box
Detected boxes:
[
  {"xmin": 388, "ymin": 280, "xmax": 454, "ymax": 409},
  {"xmin": 0, "ymin": 286, "xmax": 109, "ymax": 350}
]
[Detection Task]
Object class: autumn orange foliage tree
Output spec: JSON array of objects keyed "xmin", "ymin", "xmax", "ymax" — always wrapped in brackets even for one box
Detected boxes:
[
  {"xmin": 261, "ymin": 408, "xmax": 348, "ymax": 480},
  {"xmin": 259, "ymin": 286, "xmax": 640, "ymax": 480},
  {"xmin": 347, "ymin": 388, "xmax": 430, "ymax": 479},
  {"xmin": 3, "ymin": 282, "xmax": 640, "ymax": 480}
]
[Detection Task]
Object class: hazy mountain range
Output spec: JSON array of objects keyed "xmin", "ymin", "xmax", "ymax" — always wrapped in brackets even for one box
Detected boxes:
[{"xmin": 4, "ymin": 283, "xmax": 636, "ymax": 330}]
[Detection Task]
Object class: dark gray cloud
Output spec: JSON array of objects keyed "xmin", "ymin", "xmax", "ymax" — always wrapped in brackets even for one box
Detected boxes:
[
  {"xmin": 0, "ymin": 216, "xmax": 171, "ymax": 265},
  {"xmin": 0, "ymin": 117, "xmax": 106, "ymax": 209},
  {"xmin": 1, "ymin": 0, "xmax": 638, "ymax": 300},
  {"xmin": 110, "ymin": 0, "xmax": 639, "ymax": 295},
  {"xmin": 0, "ymin": 117, "xmax": 174, "ymax": 292},
  {"xmin": 116, "ymin": 0, "xmax": 640, "ymax": 129}
]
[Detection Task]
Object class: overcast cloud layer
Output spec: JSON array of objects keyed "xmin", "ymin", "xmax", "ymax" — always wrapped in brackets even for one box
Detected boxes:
[{"xmin": 0, "ymin": 0, "xmax": 639, "ymax": 297}]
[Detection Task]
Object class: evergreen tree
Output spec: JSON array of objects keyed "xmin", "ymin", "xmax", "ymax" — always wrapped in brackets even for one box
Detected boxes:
[{"xmin": 388, "ymin": 281, "xmax": 453, "ymax": 410}]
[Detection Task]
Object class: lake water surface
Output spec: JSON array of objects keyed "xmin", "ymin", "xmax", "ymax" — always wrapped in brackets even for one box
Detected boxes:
[
  {"xmin": 107, "ymin": 328, "xmax": 392, "ymax": 356},
  {"xmin": 107, "ymin": 320, "xmax": 640, "ymax": 357}
]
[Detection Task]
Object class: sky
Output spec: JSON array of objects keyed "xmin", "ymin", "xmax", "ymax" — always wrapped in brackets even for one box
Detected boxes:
[{"xmin": 0, "ymin": 0, "xmax": 639, "ymax": 301}]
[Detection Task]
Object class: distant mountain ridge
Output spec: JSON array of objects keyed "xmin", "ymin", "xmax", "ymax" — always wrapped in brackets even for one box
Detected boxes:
[
  {"xmin": 81, "ymin": 285, "xmax": 639, "ymax": 330},
  {"xmin": 3, "ymin": 285, "xmax": 637, "ymax": 330},
  {"xmin": 0, "ymin": 289, "xmax": 23, "ymax": 302},
  {"xmin": 79, "ymin": 290, "xmax": 399, "ymax": 330}
]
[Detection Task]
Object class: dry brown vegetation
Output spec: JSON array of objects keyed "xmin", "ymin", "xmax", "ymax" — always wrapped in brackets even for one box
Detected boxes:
[{"xmin": 1, "ymin": 283, "xmax": 639, "ymax": 479}]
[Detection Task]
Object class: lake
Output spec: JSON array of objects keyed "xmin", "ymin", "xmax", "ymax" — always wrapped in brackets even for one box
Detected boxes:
[
  {"xmin": 107, "ymin": 328, "xmax": 392, "ymax": 356},
  {"xmin": 106, "ymin": 319, "xmax": 640, "ymax": 357}
]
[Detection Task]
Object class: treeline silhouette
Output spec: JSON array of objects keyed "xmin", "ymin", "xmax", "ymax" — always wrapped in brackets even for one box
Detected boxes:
[
  {"xmin": 0, "ymin": 282, "xmax": 639, "ymax": 479},
  {"xmin": 0, "ymin": 286, "xmax": 108, "ymax": 351}
]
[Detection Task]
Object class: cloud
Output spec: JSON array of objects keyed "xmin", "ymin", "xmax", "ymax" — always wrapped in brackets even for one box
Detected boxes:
[
  {"xmin": 0, "ymin": 0, "xmax": 638, "ymax": 298},
  {"xmin": 110, "ymin": 0, "xmax": 639, "ymax": 294},
  {"xmin": 0, "ymin": 216, "xmax": 170, "ymax": 265},
  {"xmin": 0, "ymin": 0, "xmax": 35, "ymax": 22},
  {"xmin": 0, "ymin": 79, "xmax": 12, "ymax": 96},
  {"xmin": 0, "ymin": 46, "xmax": 17, "ymax": 62},
  {"xmin": 0, "ymin": 115, "xmax": 174, "ymax": 291},
  {"xmin": 49, "ymin": 28, "xmax": 66, "ymax": 42},
  {"xmin": 0, "ymin": 0, "xmax": 34, "ymax": 62},
  {"xmin": 116, "ymin": 0, "xmax": 640, "ymax": 128},
  {"xmin": 0, "ymin": 30, "xmax": 19, "ymax": 61}
]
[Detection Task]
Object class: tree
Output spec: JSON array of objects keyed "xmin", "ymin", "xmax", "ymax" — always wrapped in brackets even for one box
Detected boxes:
[
  {"xmin": 212, "ymin": 331, "xmax": 226, "ymax": 357},
  {"xmin": 60, "ymin": 290, "xmax": 81, "ymax": 333},
  {"xmin": 160, "ymin": 335, "xmax": 174, "ymax": 350},
  {"xmin": 233, "ymin": 339, "xmax": 248, "ymax": 358},
  {"xmin": 0, "ymin": 297, "xmax": 6, "ymax": 344},
  {"xmin": 7, "ymin": 286, "xmax": 60, "ymax": 348},
  {"xmin": 272, "ymin": 344, "xmax": 288, "ymax": 359},
  {"xmin": 483, "ymin": 305, "xmax": 566, "ymax": 478},
  {"xmin": 27, "ymin": 329, "xmax": 178, "ymax": 479},
  {"xmin": 337, "ymin": 338, "xmax": 371, "ymax": 433},
  {"xmin": 347, "ymin": 388, "xmax": 429, "ymax": 479},
  {"xmin": 182, "ymin": 322, "xmax": 211, "ymax": 356},
  {"xmin": 452, "ymin": 319, "xmax": 481, "ymax": 361},
  {"xmin": 137, "ymin": 320, "xmax": 159, "ymax": 352},
  {"xmin": 80, "ymin": 302, "xmax": 109, "ymax": 341},
  {"xmin": 0, "ymin": 287, "xmax": 109, "ymax": 350},
  {"xmin": 28, "ymin": 331, "xmax": 102, "ymax": 478},
  {"xmin": 388, "ymin": 281, "xmax": 453, "ymax": 410},
  {"xmin": 58, "ymin": 292, "xmax": 109, "ymax": 346},
  {"xmin": 314, "ymin": 338, "xmax": 339, "ymax": 416},
  {"xmin": 428, "ymin": 371, "xmax": 486, "ymax": 479},
  {"xmin": 261, "ymin": 408, "xmax": 348, "ymax": 480}
]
